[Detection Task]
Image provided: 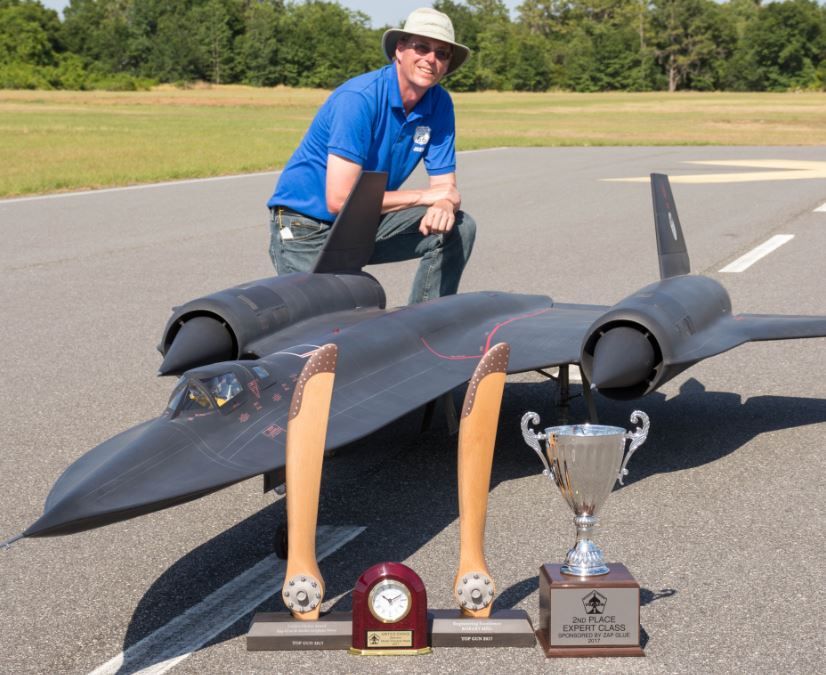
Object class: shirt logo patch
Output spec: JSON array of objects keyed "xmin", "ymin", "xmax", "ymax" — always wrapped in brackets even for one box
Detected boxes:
[{"xmin": 414, "ymin": 126, "xmax": 431, "ymax": 146}]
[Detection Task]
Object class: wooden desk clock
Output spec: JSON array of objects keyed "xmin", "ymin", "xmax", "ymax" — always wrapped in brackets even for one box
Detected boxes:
[{"xmin": 350, "ymin": 562, "xmax": 431, "ymax": 655}]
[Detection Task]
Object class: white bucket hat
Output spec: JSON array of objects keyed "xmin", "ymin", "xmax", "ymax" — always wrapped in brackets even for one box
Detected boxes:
[{"xmin": 382, "ymin": 7, "xmax": 471, "ymax": 76}]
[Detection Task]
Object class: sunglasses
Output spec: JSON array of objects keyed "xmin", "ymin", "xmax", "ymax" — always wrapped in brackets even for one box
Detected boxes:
[{"xmin": 403, "ymin": 39, "xmax": 453, "ymax": 63}]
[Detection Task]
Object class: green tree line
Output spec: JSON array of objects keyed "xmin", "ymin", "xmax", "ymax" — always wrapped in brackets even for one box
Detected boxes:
[{"xmin": 1, "ymin": 0, "xmax": 825, "ymax": 91}]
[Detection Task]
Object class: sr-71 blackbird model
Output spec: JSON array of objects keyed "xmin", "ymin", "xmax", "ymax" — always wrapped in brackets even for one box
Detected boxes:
[{"xmin": 6, "ymin": 171, "xmax": 826, "ymax": 545}]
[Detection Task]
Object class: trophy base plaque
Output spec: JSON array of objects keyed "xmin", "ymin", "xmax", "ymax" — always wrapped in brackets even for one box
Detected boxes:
[
  {"xmin": 538, "ymin": 563, "xmax": 644, "ymax": 658},
  {"xmin": 246, "ymin": 612, "xmax": 351, "ymax": 651},
  {"xmin": 429, "ymin": 609, "xmax": 536, "ymax": 648}
]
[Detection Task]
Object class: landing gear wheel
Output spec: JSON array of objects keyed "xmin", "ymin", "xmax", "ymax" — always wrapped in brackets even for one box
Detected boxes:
[{"xmin": 274, "ymin": 522, "xmax": 288, "ymax": 559}]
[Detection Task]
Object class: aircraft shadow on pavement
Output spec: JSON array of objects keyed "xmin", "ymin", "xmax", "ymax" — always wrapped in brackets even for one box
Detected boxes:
[
  {"xmin": 118, "ymin": 378, "xmax": 826, "ymax": 669},
  {"xmin": 501, "ymin": 377, "xmax": 826, "ymax": 486}
]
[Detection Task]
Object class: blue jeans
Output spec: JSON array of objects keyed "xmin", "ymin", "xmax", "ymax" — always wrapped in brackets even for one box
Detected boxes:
[{"xmin": 269, "ymin": 206, "xmax": 476, "ymax": 304}]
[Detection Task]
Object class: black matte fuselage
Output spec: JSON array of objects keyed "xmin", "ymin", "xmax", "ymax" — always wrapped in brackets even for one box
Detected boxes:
[{"xmin": 25, "ymin": 288, "xmax": 601, "ymax": 538}]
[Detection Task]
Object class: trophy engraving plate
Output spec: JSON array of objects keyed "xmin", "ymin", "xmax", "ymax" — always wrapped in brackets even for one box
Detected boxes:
[
  {"xmin": 367, "ymin": 630, "xmax": 413, "ymax": 648},
  {"xmin": 538, "ymin": 564, "xmax": 643, "ymax": 657},
  {"xmin": 246, "ymin": 612, "xmax": 351, "ymax": 651},
  {"xmin": 429, "ymin": 609, "xmax": 536, "ymax": 648},
  {"xmin": 548, "ymin": 588, "xmax": 639, "ymax": 647}
]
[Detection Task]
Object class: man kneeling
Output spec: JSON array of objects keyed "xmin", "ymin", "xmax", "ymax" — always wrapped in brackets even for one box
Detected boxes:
[{"xmin": 266, "ymin": 7, "xmax": 476, "ymax": 304}]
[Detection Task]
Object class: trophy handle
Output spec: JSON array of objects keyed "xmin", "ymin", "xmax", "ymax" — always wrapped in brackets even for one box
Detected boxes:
[
  {"xmin": 618, "ymin": 410, "xmax": 650, "ymax": 485},
  {"xmin": 520, "ymin": 412, "xmax": 552, "ymax": 479}
]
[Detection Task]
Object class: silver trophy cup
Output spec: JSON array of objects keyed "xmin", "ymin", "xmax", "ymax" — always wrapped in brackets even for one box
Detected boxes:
[{"xmin": 521, "ymin": 411, "xmax": 650, "ymax": 577}]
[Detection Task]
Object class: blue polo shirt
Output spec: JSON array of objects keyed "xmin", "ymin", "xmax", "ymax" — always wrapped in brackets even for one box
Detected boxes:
[{"xmin": 267, "ymin": 64, "xmax": 457, "ymax": 222}]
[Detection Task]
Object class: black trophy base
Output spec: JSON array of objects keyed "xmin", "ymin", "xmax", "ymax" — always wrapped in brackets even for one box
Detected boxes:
[
  {"xmin": 538, "ymin": 563, "xmax": 644, "ymax": 658},
  {"xmin": 246, "ymin": 612, "xmax": 351, "ymax": 651},
  {"xmin": 428, "ymin": 609, "xmax": 536, "ymax": 648}
]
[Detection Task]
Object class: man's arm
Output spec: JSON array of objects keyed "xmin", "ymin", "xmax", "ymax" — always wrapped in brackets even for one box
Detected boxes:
[
  {"xmin": 326, "ymin": 154, "xmax": 461, "ymax": 219},
  {"xmin": 417, "ymin": 173, "xmax": 459, "ymax": 236}
]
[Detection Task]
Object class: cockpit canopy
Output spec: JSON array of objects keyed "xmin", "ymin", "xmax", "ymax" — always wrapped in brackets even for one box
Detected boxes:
[{"xmin": 167, "ymin": 371, "xmax": 243, "ymax": 414}]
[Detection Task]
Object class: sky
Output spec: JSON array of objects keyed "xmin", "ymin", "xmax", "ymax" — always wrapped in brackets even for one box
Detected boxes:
[{"xmin": 40, "ymin": 1, "xmax": 523, "ymax": 28}]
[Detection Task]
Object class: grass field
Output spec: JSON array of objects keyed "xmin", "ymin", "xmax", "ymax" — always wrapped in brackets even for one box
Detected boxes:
[{"xmin": 1, "ymin": 85, "xmax": 825, "ymax": 197}]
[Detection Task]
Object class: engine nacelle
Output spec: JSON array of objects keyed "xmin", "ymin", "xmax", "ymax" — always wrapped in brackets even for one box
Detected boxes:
[
  {"xmin": 581, "ymin": 275, "xmax": 732, "ymax": 400},
  {"xmin": 158, "ymin": 272, "xmax": 385, "ymax": 375}
]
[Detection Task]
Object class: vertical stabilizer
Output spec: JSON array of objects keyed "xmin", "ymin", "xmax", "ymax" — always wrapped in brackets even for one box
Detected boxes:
[
  {"xmin": 651, "ymin": 173, "xmax": 691, "ymax": 279},
  {"xmin": 311, "ymin": 171, "xmax": 387, "ymax": 274}
]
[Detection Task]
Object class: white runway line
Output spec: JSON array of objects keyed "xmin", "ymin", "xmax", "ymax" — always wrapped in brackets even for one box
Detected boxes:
[
  {"xmin": 458, "ymin": 147, "xmax": 508, "ymax": 154},
  {"xmin": 719, "ymin": 235, "xmax": 794, "ymax": 273},
  {"xmin": 0, "ymin": 171, "xmax": 280, "ymax": 205},
  {"xmin": 3, "ymin": 147, "xmax": 510, "ymax": 205},
  {"xmin": 87, "ymin": 525, "xmax": 365, "ymax": 675},
  {"xmin": 815, "ymin": 203, "xmax": 826, "ymax": 213}
]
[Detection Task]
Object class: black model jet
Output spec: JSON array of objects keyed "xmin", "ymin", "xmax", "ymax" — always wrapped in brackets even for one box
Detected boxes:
[{"xmin": 6, "ymin": 172, "xmax": 826, "ymax": 545}]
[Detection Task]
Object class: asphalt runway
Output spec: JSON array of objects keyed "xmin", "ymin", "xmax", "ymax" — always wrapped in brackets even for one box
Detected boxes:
[{"xmin": 1, "ymin": 147, "xmax": 825, "ymax": 674}]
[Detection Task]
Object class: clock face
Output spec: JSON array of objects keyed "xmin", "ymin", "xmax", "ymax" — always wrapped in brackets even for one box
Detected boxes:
[{"xmin": 368, "ymin": 579, "xmax": 412, "ymax": 623}]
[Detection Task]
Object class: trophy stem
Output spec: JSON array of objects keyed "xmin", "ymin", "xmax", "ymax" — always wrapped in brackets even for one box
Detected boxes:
[{"xmin": 561, "ymin": 514, "xmax": 609, "ymax": 577}]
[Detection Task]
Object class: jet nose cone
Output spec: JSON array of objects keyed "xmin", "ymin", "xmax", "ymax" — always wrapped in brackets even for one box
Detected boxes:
[
  {"xmin": 23, "ymin": 419, "xmax": 191, "ymax": 538},
  {"xmin": 159, "ymin": 316, "xmax": 234, "ymax": 375},
  {"xmin": 589, "ymin": 326, "xmax": 655, "ymax": 390}
]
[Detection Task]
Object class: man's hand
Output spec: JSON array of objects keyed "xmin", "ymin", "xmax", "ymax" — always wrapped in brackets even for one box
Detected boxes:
[{"xmin": 419, "ymin": 199, "xmax": 455, "ymax": 236}]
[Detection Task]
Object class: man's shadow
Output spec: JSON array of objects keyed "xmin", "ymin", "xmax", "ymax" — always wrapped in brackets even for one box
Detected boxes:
[{"xmin": 114, "ymin": 377, "xmax": 826, "ymax": 671}]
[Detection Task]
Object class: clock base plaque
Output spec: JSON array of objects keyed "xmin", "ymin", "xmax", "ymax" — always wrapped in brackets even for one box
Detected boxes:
[
  {"xmin": 246, "ymin": 612, "xmax": 351, "ymax": 651},
  {"xmin": 538, "ymin": 563, "xmax": 644, "ymax": 658},
  {"xmin": 429, "ymin": 609, "xmax": 535, "ymax": 648},
  {"xmin": 348, "ymin": 644, "xmax": 432, "ymax": 656}
]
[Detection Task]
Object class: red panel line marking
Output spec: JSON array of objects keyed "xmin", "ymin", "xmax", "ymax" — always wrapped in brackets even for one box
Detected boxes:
[
  {"xmin": 483, "ymin": 307, "xmax": 553, "ymax": 352},
  {"xmin": 420, "ymin": 307, "xmax": 554, "ymax": 360},
  {"xmin": 420, "ymin": 337, "xmax": 479, "ymax": 360}
]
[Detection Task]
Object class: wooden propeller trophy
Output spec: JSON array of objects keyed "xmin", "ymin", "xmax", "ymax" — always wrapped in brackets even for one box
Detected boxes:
[
  {"xmin": 430, "ymin": 342, "xmax": 535, "ymax": 648},
  {"xmin": 453, "ymin": 342, "xmax": 510, "ymax": 617},
  {"xmin": 247, "ymin": 344, "xmax": 351, "ymax": 650},
  {"xmin": 281, "ymin": 343, "xmax": 338, "ymax": 620}
]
